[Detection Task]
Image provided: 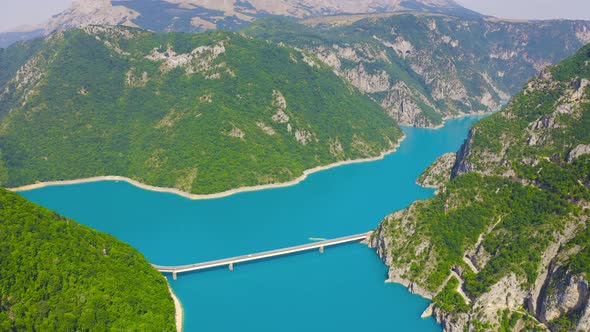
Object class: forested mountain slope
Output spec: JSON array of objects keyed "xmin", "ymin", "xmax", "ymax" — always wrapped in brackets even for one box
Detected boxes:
[
  {"xmin": 0, "ymin": 188, "xmax": 175, "ymax": 330},
  {"xmin": 245, "ymin": 15, "xmax": 590, "ymax": 127},
  {"xmin": 0, "ymin": 26, "xmax": 401, "ymax": 194},
  {"xmin": 370, "ymin": 44, "xmax": 590, "ymax": 331}
]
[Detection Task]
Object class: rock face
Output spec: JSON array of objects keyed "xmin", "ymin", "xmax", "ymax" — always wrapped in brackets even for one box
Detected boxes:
[
  {"xmin": 539, "ymin": 268, "xmax": 589, "ymax": 324},
  {"xmin": 416, "ymin": 152, "xmax": 456, "ymax": 189},
  {"xmin": 369, "ymin": 45, "xmax": 590, "ymax": 331},
  {"xmin": 246, "ymin": 15, "xmax": 590, "ymax": 128},
  {"xmin": 567, "ymin": 144, "xmax": 590, "ymax": 163},
  {"xmin": 45, "ymin": 0, "xmax": 140, "ymax": 32}
]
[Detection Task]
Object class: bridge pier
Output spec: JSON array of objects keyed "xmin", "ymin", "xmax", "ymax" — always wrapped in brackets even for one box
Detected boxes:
[
  {"xmin": 173, "ymin": 272, "xmax": 177, "ymax": 280},
  {"xmin": 229, "ymin": 262, "xmax": 234, "ymax": 271},
  {"xmin": 319, "ymin": 246, "xmax": 324, "ymax": 254}
]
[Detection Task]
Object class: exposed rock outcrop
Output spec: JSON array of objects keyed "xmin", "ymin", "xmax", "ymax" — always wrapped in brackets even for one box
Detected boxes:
[
  {"xmin": 539, "ymin": 268, "xmax": 588, "ymax": 323},
  {"xmin": 416, "ymin": 152, "xmax": 456, "ymax": 189},
  {"xmin": 567, "ymin": 144, "xmax": 590, "ymax": 163}
]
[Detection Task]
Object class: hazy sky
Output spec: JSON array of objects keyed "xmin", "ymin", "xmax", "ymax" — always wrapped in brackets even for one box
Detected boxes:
[
  {"xmin": 457, "ymin": 0, "xmax": 590, "ymax": 21},
  {"xmin": 0, "ymin": 0, "xmax": 589, "ymax": 31},
  {"xmin": 0, "ymin": 0, "xmax": 72, "ymax": 31}
]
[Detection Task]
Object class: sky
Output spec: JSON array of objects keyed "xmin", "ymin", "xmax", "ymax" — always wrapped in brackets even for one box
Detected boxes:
[
  {"xmin": 0, "ymin": 0, "xmax": 589, "ymax": 31},
  {"xmin": 457, "ymin": 0, "xmax": 590, "ymax": 21},
  {"xmin": 0, "ymin": 0, "xmax": 72, "ymax": 31}
]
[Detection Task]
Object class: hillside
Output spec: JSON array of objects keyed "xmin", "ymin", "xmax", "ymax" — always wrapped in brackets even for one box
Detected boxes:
[
  {"xmin": 0, "ymin": 0, "xmax": 477, "ymax": 47},
  {"xmin": 369, "ymin": 44, "xmax": 590, "ymax": 331},
  {"xmin": 0, "ymin": 188, "xmax": 175, "ymax": 330},
  {"xmin": 245, "ymin": 15, "xmax": 590, "ymax": 127},
  {"xmin": 0, "ymin": 26, "xmax": 402, "ymax": 195}
]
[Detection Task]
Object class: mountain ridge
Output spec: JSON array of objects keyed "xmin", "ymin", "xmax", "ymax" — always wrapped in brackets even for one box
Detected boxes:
[
  {"xmin": 245, "ymin": 15, "xmax": 590, "ymax": 127},
  {"xmin": 0, "ymin": 0, "xmax": 478, "ymax": 47}
]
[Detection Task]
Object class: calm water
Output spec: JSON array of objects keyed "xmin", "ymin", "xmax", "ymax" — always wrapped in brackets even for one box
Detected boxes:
[{"xmin": 21, "ymin": 116, "xmax": 481, "ymax": 332}]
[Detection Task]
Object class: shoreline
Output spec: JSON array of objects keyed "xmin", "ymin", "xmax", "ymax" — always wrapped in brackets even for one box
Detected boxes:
[
  {"xmin": 167, "ymin": 283, "xmax": 184, "ymax": 332},
  {"xmin": 8, "ymin": 134, "xmax": 405, "ymax": 200}
]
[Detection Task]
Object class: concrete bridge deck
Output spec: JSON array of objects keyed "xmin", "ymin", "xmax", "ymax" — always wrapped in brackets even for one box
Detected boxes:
[{"xmin": 152, "ymin": 232, "xmax": 371, "ymax": 278}]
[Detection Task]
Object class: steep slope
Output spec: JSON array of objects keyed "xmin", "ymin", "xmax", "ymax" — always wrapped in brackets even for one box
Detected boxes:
[
  {"xmin": 0, "ymin": 26, "xmax": 402, "ymax": 195},
  {"xmin": 0, "ymin": 0, "xmax": 478, "ymax": 47},
  {"xmin": 0, "ymin": 188, "xmax": 175, "ymax": 330},
  {"xmin": 245, "ymin": 15, "xmax": 590, "ymax": 127},
  {"xmin": 370, "ymin": 45, "xmax": 590, "ymax": 331}
]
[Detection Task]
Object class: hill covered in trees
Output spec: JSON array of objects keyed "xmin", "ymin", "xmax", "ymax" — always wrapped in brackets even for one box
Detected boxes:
[
  {"xmin": 370, "ymin": 44, "xmax": 590, "ymax": 331},
  {"xmin": 0, "ymin": 188, "xmax": 176, "ymax": 330},
  {"xmin": 0, "ymin": 26, "xmax": 401, "ymax": 194}
]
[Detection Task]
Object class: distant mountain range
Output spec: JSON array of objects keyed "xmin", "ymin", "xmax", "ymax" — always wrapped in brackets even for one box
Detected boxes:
[
  {"xmin": 0, "ymin": 0, "xmax": 479, "ymax": 47},
  {"xmin": 245, "ymin": 16, "xmax": 590, "ymax": 127}
]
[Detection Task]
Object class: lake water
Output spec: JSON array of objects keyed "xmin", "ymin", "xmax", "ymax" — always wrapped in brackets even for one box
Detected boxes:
[{"xmin": 21, "ymin": 116, "xmax": 481, "ymax": 331}]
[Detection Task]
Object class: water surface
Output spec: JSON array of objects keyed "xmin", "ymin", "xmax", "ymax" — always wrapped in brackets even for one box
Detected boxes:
[{"xmin": 22, "ymin": 116, "xmax": 481, "ymax": 331}]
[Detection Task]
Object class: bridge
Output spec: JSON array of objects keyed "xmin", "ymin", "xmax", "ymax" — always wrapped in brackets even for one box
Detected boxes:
[{"xmin": 152, "ymin": 232, "xmax": 371, "ymax": 279}]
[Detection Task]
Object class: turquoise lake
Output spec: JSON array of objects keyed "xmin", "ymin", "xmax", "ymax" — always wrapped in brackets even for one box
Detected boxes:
[{"xmin": 21, "ymin": 116, "xmax": 482, "ymax": 331}]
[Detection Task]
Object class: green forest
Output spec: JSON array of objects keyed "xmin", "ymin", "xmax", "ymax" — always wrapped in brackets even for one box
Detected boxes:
[
  {"xmin": 0, "ymin": 188, "xmax": 175, "ymax": 331},
  {"xmin": 378, "ymin": 43, "xmax": 590, "ymax": 329},
  {"xmin": 0, "ymin": 27, "xmax": 401, "ymax": 195}
]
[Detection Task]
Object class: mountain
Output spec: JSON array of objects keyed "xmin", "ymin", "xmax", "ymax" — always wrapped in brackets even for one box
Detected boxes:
[
  {"xmin": 369, "ymin": 44, "xmax": 590, "ymax": 331},
  {"xmin": 0, "ymin": 26, "xmax": 402, "ymax": 195},
  {"xmin": 0, "ymin": 188, "xmax": 176, "ymax": 330},
  {"xmin": 244, "ymin": 15, "xmax": 590, "ymax": 127},
  {"xmin": 0, "ymin": 0, "xmax": 478, "ymax": 48}
]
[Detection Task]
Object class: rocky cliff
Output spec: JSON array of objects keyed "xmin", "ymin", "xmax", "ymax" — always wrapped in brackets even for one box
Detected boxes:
[
  {"xmin": 246, "ymin": 15, "xmax": 590, "ymax": 127},
  {"xmin": 370, "ymin": 44, "xmax": 590, "ymax": 331}
]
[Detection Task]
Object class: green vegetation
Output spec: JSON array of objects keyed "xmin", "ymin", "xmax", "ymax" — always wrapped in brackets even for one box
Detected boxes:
[
  {"xmin": 244, "ymin": 15, "xmax": 589, "ymax": 126},
  {"xmin": 390, "ymin": 173, "xmax": 575, "ymax": 294},
  {"xmin": 550, "ymin": 314, "xmax": 579, "ymax": 332},
  {"xmin": 433, "ymin": 276, "xmax": 469, "ymax": 313},
  {"xmin": 563, "ymin": 216, "xmax": 590, "ymax": 279},
  {"xmin": 0, "ymin": 26, "xmax": 401, "ymax": 194},
  {"xmin": 0, "ymin": 188, "xmax": 175, "ymax": 331},
  {"xmin": 377, "ymin": 44, "xmax": 590, "ymax": 326}
]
